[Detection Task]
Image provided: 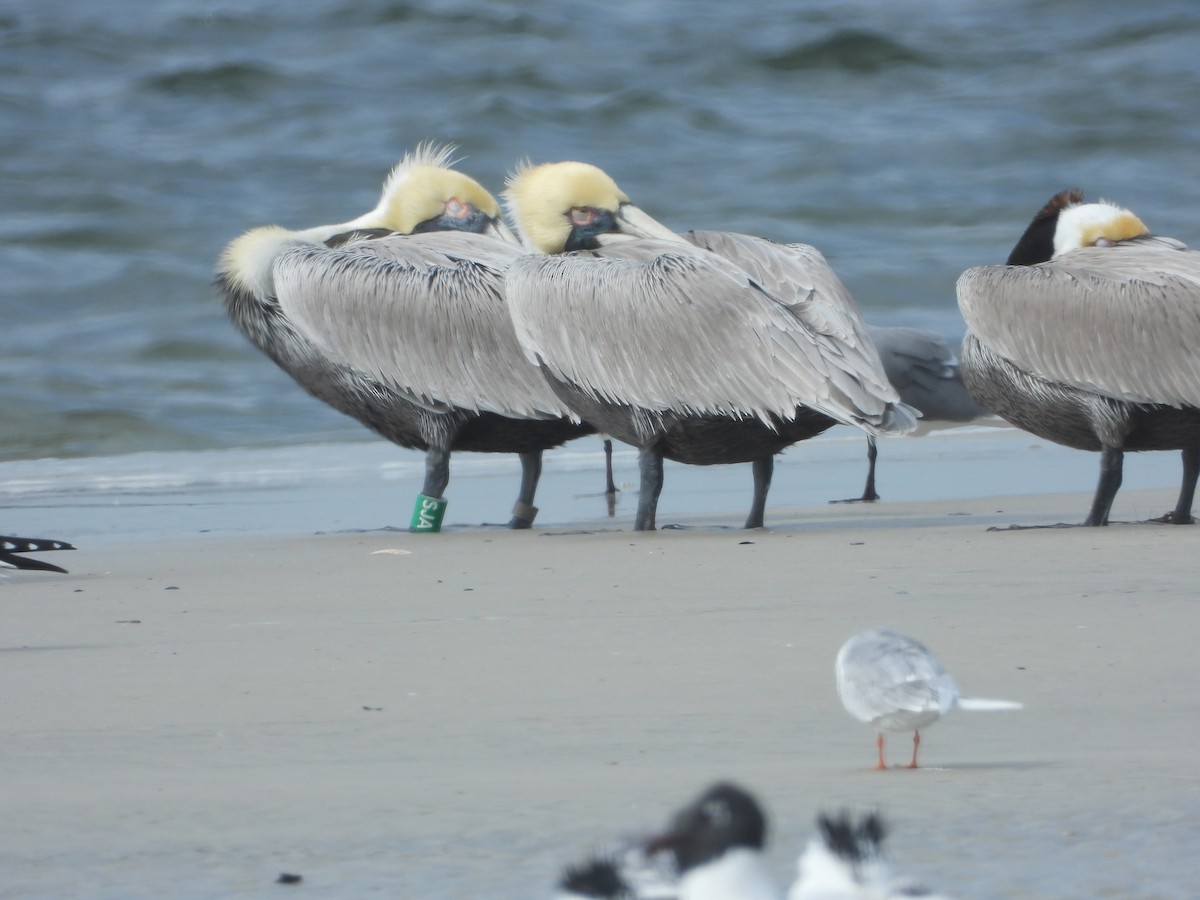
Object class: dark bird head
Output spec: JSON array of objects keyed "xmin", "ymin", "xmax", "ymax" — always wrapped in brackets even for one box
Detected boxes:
[
  {"xmin": 1005, "ymin": 188, "xmax": 1083, "ymax": 265},
  {"xmin": 644, "ymin": 782, "xmax": 768, "ymax": 874}
]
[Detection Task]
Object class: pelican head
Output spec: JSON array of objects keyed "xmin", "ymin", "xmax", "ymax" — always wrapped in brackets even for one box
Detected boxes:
[
  {"xmin": 219, "ymin": 142, "xmax": 514, "ymax": 298},
  {"xmin": 503, "ymin": 160, "xmax": 682, "ymax": 254},
  {"xmin": 370, "ymin": 142, "xmax": 514, "ymax": 240},
  {"xmin": 1006, "ymin": 188, "xmax": 1150, "ymax": 265},
  {"xmin": 1052, "ymin": 199, "xmax": 1149, "ymax": 258}
]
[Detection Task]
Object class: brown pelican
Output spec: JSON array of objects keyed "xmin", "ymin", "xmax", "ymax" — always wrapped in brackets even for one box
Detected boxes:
[
  {"xmin": 834, "ymin": 325, "xmax": 988, "ymax": 503},
  {"xmin": 217, "ymin": 145, "xmax": 593, "ymax": 530},
  {"xmin": 958, "ymin": 189, "xmax": 1200, "ymax": 526},
  {"xmin": 1, "ymin": 534, "xmax": 74, "ymax": 573},
  {"xmin": 502, "ymin": 161, "xmax": 916, "ymax": 530}
]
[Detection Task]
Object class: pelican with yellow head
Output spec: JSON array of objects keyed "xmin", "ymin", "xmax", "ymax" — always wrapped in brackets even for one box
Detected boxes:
[
  {"xmin": 504, "ymin": 160, "xmax": 916, "ymax": 531},
  {"xmin": 217, "ymin": 144, "xmax": 592, "ymax": 531},
  {"xmin": 959, "ymin": 189, "xmax": 1200, "ymax": 526}
]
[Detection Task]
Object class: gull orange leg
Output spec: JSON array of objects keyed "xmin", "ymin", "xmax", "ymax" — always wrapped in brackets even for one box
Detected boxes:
[
  {"xmin": 876, "ymin": 733, "xmax": 887, "ymax": 770},
  {"xmin": 907, "ymin": 730, "xmax": 921, "ymax": 769}
]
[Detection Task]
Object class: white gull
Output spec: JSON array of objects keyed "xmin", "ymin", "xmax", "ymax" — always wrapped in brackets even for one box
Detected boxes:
[{"xmin": 836, "ymin": 627, "xmax": 1022, "ymax": 769}]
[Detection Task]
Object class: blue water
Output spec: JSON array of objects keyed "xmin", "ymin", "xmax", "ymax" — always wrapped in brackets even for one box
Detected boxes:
[{"xmin": 2, "ymin": 0, "xmax": 1198, "ymax": 463}]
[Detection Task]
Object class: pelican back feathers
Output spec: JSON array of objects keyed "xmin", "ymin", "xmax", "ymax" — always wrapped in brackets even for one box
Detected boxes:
[
  {"xmin": 958, "ymin": 237, "xmax": 1200, "ymax": 408},
  {"xmin": 272, "ymin": 232, "xmax": 576, "ymax": 419},
  {"xmin": 684, "ymin": 230, "xmax": 918, "ymax": 435},
  {"xmin": 508, "ymin": 239, "xmax": 910, "ymax": 433}
]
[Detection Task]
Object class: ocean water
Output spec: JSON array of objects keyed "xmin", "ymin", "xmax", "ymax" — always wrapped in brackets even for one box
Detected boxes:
[{"xmin": 2, "ymin": 0, "xmax": 1199, "ymax": 467}]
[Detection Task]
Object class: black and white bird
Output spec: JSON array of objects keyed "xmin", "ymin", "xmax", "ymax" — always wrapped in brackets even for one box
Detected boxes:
[
  {"xmin": 556, "ymin": 848, "xmax": 677, "ymax": 900},
  {"xmin": 835, "ymin": 628, "xmax": 1022, "ymax": 769},
  {"xmin": 788, "ymin": 811, "xmax": 950, "ymax": 900},
  {"xmin": 643, "ymin": 782, "xmax": 780, "ymax": 899},
  {"xmin": 557, "ymin": 856, "xmax": 640, "ymax": 899},
  {"xmin": 959, "ymin": 188, "xmax": 1200, "ymax": 527},
  {"xmin": 1, "ymin": 534, "xmax": 74, "ymax": 574},
  {"xmin": 558, "ymin": 785, "xmax": 954, "ymax": 900}
]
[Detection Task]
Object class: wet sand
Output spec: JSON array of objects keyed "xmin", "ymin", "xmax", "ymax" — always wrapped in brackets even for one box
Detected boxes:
[{"xmin": 4, "ymin": 484, "xmax": 1200, "ymax": 898}]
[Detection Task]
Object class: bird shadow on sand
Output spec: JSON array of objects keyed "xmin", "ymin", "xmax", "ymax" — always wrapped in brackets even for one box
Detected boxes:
[
  {"xmin": 987, "ymin": 517, "xmax": 1193, "ymax": 532},
  {"xmin": 853, "ymin": 759, "xmax": 1058, "ymax": 773}
]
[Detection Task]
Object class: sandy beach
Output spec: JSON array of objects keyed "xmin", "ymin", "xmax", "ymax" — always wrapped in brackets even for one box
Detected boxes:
[{"xmin": 4, "ymin": 470, "xmax": 1200, "ymax": 898}]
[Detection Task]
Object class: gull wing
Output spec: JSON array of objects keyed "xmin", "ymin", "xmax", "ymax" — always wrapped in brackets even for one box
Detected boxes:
[
  {"xmin": 836, "ymin": 629, "xmax": 957, "ymax": 721},
  {"xmin": 868, "ymin": 325, "xmax": 983, "ymax": 423}
]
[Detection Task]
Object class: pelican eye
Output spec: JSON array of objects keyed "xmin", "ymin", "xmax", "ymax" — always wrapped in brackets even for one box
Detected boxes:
[
  {"xmin": 1092, "ymin": 237, "xmax": 1115, "ymax": 247},
  {"xmin": 563, "ymin": 206, "xmax": 619, "ymax": 250},
  {"xmin": 411, "ymin": 200, "xmax": 490, "ymax": 235},
  {"xmin": 569, "ymin": 206, "xmax": 604, "ymax": 226}
]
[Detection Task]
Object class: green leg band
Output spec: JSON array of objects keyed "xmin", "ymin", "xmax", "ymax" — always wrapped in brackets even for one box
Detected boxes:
[{"xmin": 411, "ymin": 493, "xmax": 448, "ymax": 532}]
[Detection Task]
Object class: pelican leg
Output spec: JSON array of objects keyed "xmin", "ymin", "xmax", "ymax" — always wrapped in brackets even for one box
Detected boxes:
[
  {"xmin": 745, "ymin": 456, "xmax": 774, "ymax": 529},
  {"xmin": 635, "ymin": 446, "xmax": 664, "ymax": 531},
  {"xmin": 907, "ymin": 730, "xmax": 921, "ymax": 769},
  {"xmin": 1167, "ymin": 447, "xmax": 1200, "ymax": 524},
  {"xmin": 861, "ymin": 437, "xmax": 880, "ymax": 502},
  {"xmin": 829, "ymin": 437, "xmax": 880, "ymax": 504},
  {"xmin": 1084, "ymin": 446, "xmax": 1123, "ymax": 526},
  {"xmin": 604, "ymin": 438, "xmax": 618, "ymax": 518},
  {"xmin": 875, "ymin": 733, "xmax": 887, "ymax": 771},
  {"xmin": 421, "ymin": 445, "xmax": 452, "ymax": 499},
  {"xmin": 508, "ymin": 451, "xmax": 542, "ymax": 529}
]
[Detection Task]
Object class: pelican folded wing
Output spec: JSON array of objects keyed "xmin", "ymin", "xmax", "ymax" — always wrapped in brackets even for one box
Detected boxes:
[{"xmin": 274, "ymin": 233, "xmax": 573, "ymax": 420}]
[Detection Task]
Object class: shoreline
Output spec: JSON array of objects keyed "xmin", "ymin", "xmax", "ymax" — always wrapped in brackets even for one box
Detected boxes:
[{"xmin": 1, "ymin": 425, "xmax": 1192, "ymax": 544}]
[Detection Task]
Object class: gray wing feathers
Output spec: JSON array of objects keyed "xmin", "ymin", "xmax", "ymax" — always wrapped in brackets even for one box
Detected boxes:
[
  {"xmin": 836, "ymin": 629, "xmax": 957, "ymax": 721},
  {"xmin": 687, "ymin": 232, "xmax": 912, "ymax": 430},
  {"xmin": 868, "ymin": 326, "xmax": 984, "ymax": 423},
  {"xmin": 508, "ymin": 239, "xmax": 916, "ymax": 435},
  {"xmin": 273, "ymin": 234, "xmax": 573, "ymax": 419},
  {"xmin": 958, "ymin": 241, "xmax": 1200, "ymax": 407},
  {"xmin": 840, "ymin": 672, "xmax": 952, "ymax": 722}
]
